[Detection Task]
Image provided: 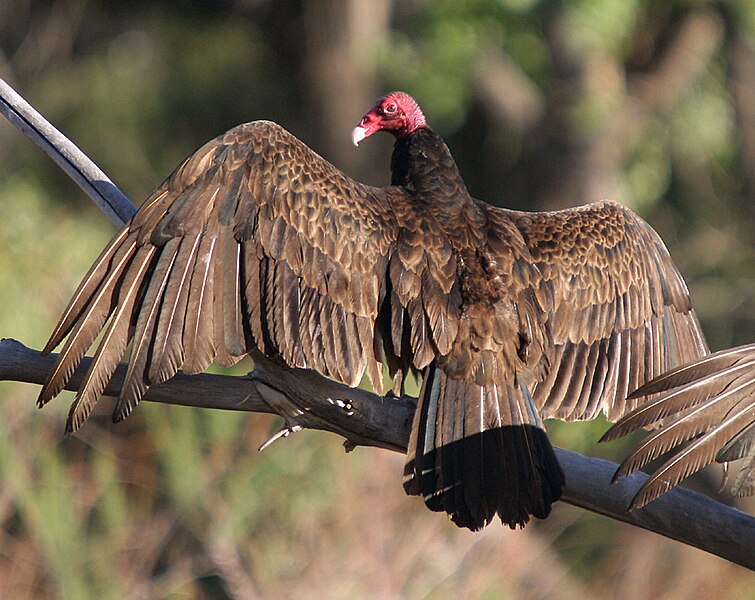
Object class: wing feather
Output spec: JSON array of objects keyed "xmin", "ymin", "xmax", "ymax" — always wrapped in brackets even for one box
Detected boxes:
[
  {"xmin": 41, "ymin": 121, "xmax": 412, "ymax": 427},
  {"xmin": 182, "ymin": 234, "xmax": 217, "ymax": 374},
  {"xmin": 66, "ymin": 245, "xmax": 158, "ymax": 431},
  {"xmin": 149, "ymin": 234, "xmax": 201, "ymax": 383},
  {"xmin": 623, "ymin": 393, "xmax": 755, "ymax": 508},
  {"xmin": 42, "ymin": 227, "xmax": 132, "ymax": 354},
  {"xmin": 115, "ymin": 237, "xmax": 181, "ymax": 420},
  {"xmin": 38, "ymin": 233, "xmax": 138, "ymax": 405},
  {"xmin": 221, "ymin": 231, "xmax": 246, "ymax": 360},
  {"xmin": 212, "ymin": 227, "xmax": 234, "ymax": 368},
  {"xmin": 604, "ymin": 343, "xmax": 755, "ymax": 506},
  {"xmin": 508, "ymin": 200, "xmax": 708, "ymax": 422}
]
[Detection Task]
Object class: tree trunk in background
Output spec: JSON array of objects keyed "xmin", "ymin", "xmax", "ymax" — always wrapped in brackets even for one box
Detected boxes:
[
  {"xmin": 472, "ymin": 8, "xmax": 724, "ymax": 213},
  {"xmin": 724, "ymin": 11, "xmax": 755, "ymax": 213},
  {"xmin": 302, "ymin": 0, "xmax": 394, "ymax": 185}
]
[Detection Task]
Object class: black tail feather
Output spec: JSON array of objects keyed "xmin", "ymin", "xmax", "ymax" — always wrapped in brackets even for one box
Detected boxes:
[{"xmin": 404, "ymin": 367, "xmax": 564, "ymax": 530}]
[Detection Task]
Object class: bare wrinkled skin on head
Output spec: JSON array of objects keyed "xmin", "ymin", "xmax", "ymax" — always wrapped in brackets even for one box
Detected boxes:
[{"xmin": 352, "ymin": 92, "xmax": 427, "ymax": 146}]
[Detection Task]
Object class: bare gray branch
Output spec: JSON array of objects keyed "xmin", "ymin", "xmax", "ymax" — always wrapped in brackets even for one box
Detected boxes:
[{"xmin": 0, "ymin": 76, "xmax": 135, "ymax": 226}]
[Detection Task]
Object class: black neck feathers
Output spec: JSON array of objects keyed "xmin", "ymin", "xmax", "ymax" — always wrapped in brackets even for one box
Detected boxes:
[{"xmin": 390, "ymin": 127, "xmax": 470, "ymax": 201}]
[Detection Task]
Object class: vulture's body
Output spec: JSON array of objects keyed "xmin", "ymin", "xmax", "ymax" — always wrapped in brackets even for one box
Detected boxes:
[{"xmin": 39, "ymin": 93, "xmax": 708, "ymax": 529}]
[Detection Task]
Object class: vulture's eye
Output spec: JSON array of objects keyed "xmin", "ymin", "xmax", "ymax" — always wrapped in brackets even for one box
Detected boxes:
[{"xmin": 384, "ymin": 103, "xmax": 397, "ymax": 115}]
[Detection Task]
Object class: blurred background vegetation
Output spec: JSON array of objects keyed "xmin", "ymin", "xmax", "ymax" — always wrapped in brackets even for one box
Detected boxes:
[{"xmin": 1, "ymin": 1, "xmax": 754, "ymax": 598}]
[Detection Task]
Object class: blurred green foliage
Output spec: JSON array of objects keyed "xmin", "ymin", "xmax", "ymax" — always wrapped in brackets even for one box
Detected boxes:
[{"xmin": 1, "ymin": 1, "xmax": 754, "ymax": 598}]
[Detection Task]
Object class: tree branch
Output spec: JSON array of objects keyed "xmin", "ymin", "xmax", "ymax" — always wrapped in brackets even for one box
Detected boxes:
[
  {"xmin": 0, "ymin": 77, "xmax": 136, "ymax": 226},
  {"xmin": 1, "ymin": 78, "xmax": 753, "ymax": 570}
]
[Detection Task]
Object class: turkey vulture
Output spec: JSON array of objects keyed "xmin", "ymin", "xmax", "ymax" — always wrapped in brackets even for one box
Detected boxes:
[
  {"xmin": 38, "ymin": 91, "xmax": 709, "ymax": 530},
  {"xmin": 603, "ymin": 343, "xmax": 755, "ymax": 508}
]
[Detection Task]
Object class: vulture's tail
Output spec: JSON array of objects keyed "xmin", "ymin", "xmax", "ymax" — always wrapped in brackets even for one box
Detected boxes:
[{"xmin": 403, "ymin": 366, "xmax": 564, "ymax": 530}]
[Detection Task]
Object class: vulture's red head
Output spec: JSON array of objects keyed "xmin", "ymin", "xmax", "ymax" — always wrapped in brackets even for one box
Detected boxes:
[{"xmin": 352, "ymin": 92, "xmax": 427, "ymax": 146}]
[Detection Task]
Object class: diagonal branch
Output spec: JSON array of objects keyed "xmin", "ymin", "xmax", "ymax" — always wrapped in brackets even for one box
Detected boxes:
[
  {"xmin": 0, "ymin": 77, "xmax": 753, "ymax": 570},
  {"xmin": 0, "ymin": 77, "xmax": 136, "ymax": 227}
]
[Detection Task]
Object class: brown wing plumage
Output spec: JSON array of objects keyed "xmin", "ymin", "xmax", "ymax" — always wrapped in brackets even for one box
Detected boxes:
[
  {"xmin": 602, "ymin": 343, "xmax": 755, "ymax": 508},
  {"xmin": 39, "ymin": 120, "xmax": 460, "ymax": 431},
  {"xmin": 509, "ymin": 200, "xmax": 709, "ymax": 422}
]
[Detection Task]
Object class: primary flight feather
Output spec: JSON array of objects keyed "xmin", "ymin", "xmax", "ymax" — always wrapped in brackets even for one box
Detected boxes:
[{"xmin": 603, "ymin": 343, "xmax": 755, "ymax": 508}]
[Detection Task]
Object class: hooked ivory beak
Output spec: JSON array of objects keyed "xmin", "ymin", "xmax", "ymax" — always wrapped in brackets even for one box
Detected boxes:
[{"xmin": 351, "ymin": 126, "xmax": 368, "ymax": 147}]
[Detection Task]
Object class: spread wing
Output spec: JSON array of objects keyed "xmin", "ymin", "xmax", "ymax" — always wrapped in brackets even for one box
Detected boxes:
[
  {"xmin": 509, "ymin": 200, "xmax": 709, "ymax": 422},
  {"xmin": 38, "ymin": 121, "xmax": 456, "ymax": 431},
  {"xmin": 602, "ymin": 343, "xmax": 755, "ymax": 508}
]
